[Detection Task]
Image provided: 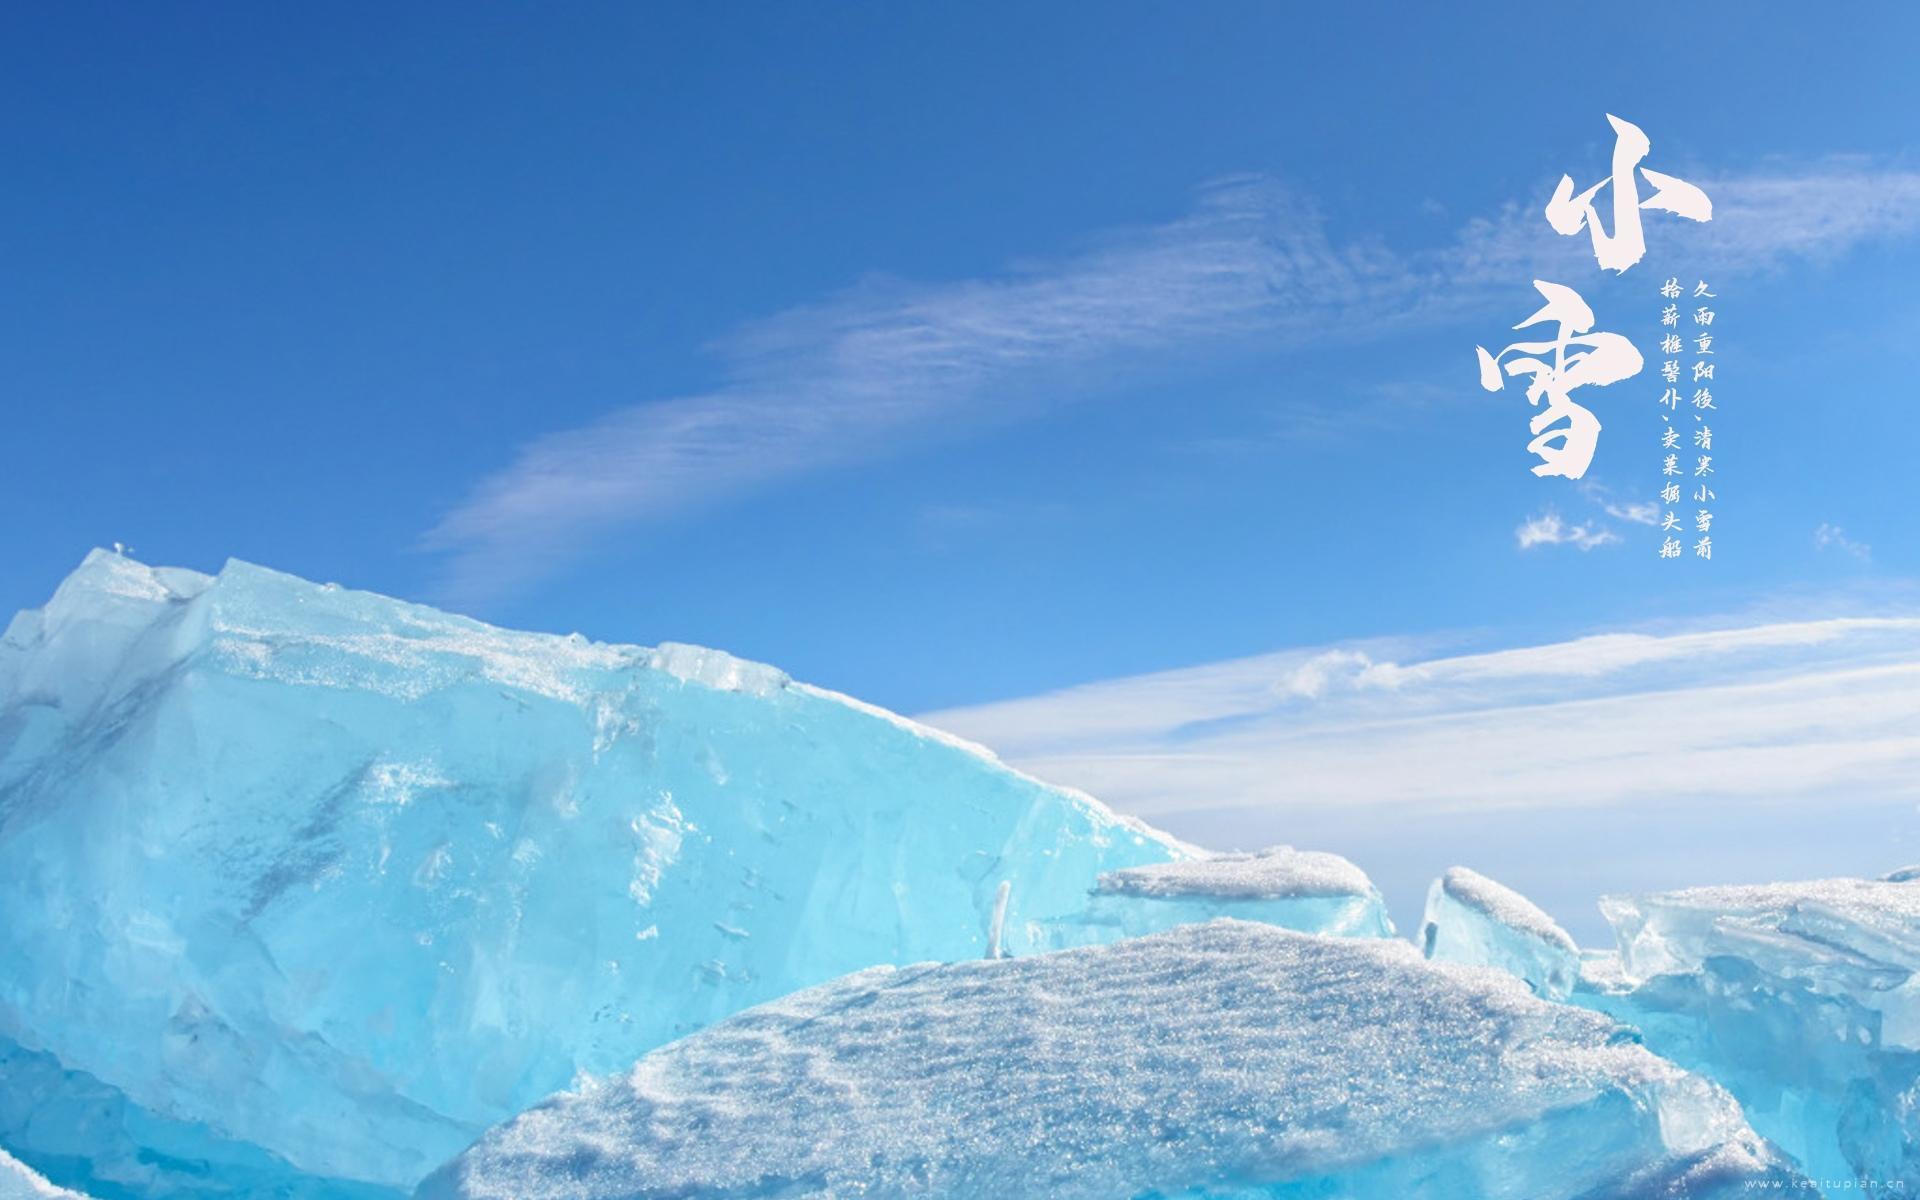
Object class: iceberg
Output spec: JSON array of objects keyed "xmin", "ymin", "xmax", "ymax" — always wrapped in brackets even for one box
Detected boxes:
[
  {"xmin": 420, "ymin": 920, "xmax": 1802, "ymax": 1200},
  {"xmin": 1578, "ymin": 876, "xmax": 1920, "ymax": 1189},
  {"xmin": 1055, "ymin": 845, "xmax": 1395, "ymax": 942},
  {"xmin": 1420, "ymin": 866, "xmax": 1579, "ymax": 1000},
  {"xmin": 0, "ymin": 552, "xmax": 1187, "ymax": 1194}
]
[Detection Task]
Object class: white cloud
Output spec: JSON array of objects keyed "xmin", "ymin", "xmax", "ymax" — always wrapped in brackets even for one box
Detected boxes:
[
  {"xmin": 1516, "ymin": 509, "xmax": 1619, "ymax": 551},
  {"xmin": 1815, "ymin": 522, "xmax": 1872, "ymax": 561},
  {"xmin": 918, "ymin": 615, "xmax": 1920, "ymax": 819},
  {"xmin": 1694, "ymin": 165, "xmax": 1920, "ymax": 269},
  {"xmin": 426, "ymin": 163, "xmax": 1920, "ymax": 598},
  {"xmin": 1576, "ymin": 480, "xmax": 1660, "ymax": 526},
  {"xmin": 1276, "ymin": 649, "xmax": 1377, "ymax": 699},
  {"xmin": 424, "ymin": 179, "xmax": 1404, "ymax": 598},
  {"xmin": 1602, "ymin": 499, "xmax": 1659, "ymax": 525},
  {"xmin": 1432, "ymin": 162, "xmax": 1920, "ymax": 289}
]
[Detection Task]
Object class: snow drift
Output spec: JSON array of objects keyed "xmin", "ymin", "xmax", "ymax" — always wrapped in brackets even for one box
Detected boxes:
[{"xmin": 420, "ymin": 920, "xmax": 1802, "ymax": 1199}]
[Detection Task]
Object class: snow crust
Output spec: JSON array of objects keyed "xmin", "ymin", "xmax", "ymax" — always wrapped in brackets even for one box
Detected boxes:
[
  {"xmin": 1063, "ymin": 845, "xmax": 1395, "ymax": 940},
  {"xmin": 1604, "ymin": 877, "xmax": 1920, "ymax": 987},
  {"xmin": 0, "ymin": 552, "xmax": 1187, "ymax": 1194},
  {"xmin": 1421, "ymin": 866, "xmax": 1579, "ymax": 1000},
  {"xmin": 1583, "ymin": 876, "xmax": 1920, "ymax": 1189},
  {"xmin": 420, "ymin": 920, "xmax": 1800, "ymax": 1200},
  {"xmin": 0, "ymin": 1149, "xmax": 87, "ymax": 1200},
  {"xmin": 1098, "ymin": 844, "xmax": 1375, "ymax": 900}
]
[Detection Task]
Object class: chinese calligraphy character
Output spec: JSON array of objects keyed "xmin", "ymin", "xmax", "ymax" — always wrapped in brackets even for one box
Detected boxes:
[
  {"xmin": 1477, "ymin": 281, "xmax": 1643, "ymax": 479},
  {"xmin": 1545, "ymin": 115, "xmax": 1714, "ymax": 273}
]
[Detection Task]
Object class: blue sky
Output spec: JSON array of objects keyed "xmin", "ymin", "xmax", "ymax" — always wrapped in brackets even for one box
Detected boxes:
[{"xmin": 5, "ymin": 6, "xmax": 1919, "ymax": 922}]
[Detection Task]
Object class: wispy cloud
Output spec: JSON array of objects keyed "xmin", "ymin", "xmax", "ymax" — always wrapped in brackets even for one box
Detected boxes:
[
  {"xmin": 1815, "ymin": 522, "xmax": 1872, "ymax": 561},
  {"xmin": 426, "ymin": 162, "xmax": 1920, "ymax": 599},
  {"xmin": 1508, "ymin": 483, "xmax": 1658, "ymax": 556},
  {"xmin": 1434, "ymin": 161, "xmax": 1920, "ymax": 289},
  {"xmin": 1604, "ymin": 500, "xmax": 1659, "ymax": 525},
  {"xmin": 1516, "ymin": 508, "xmax": 1620, "ymax": 551},
  {"xmin": 1578, "ymin": 480, "xmax": 1660, "ymax": 526},
  {"xmin": 424, "ymin": 179, "xmax": 1401, "ymax": 598},
  {"xmin": 918, "ymin": 615, "xmax": 1920, "ymax": 818}
]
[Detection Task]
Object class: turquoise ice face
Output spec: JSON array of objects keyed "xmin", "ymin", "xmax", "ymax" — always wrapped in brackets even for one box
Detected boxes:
[
  {"xmin": 1576, "ymin": 877, "xmax": 1920, "ymax": 1190},
  {"xmin": 0, "ymin": 552, "xmax": 1184, "ymax": 1195}
]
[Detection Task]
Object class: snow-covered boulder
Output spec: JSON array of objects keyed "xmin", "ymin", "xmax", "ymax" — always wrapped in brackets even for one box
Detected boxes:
[
  {"xmin": 420, "ymin": 920, "xmax": 1803, "ymax": 1200},
  {"xmin": 1580, "ymin": 877, "xmax": 1920, "ymax": 1189},
  {"xmin": 1420, "ymin": 866, "xmax": 1579, "ymax": 1000},
  {"xmin": 1055, "ymin": 845, "xmax": 1395, "ymax": 942},
  {"xmin": 0, "ymin": 552, "xmax": 1187, "ymax": 1194}
]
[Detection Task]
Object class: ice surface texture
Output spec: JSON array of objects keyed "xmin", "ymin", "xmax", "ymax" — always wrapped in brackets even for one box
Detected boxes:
[
  {"xmin": 0, "ymin": 1148, "xmax": 87, "ymax": 1200},
  {"xmin": 1421, "ymin": 866, "xmax": 1579, "ymax": 1000},
  {"xmin": 420, "ymin": 920, "xmax": 1801, "ymax": 1200},
  {"xmin": 0, "ymin": 1031, "xmax": 392, "ymax": 1200},
  {"xmin": 0, "ymin": 552, "xmax": 1184, "ymax": 1193},
  {"xmin": 1581, "ymin": 877, "xmax": 1920, "ymax": 1189},
  {"xmin": 1061, "ymin": 846, "xmax": 1395, "ymax": 942}
]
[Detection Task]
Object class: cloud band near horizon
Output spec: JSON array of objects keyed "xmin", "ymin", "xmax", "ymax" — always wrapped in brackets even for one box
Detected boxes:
[{"xmin": 916, "ymin": 614, "xmax": 1920, "ymax": 819}]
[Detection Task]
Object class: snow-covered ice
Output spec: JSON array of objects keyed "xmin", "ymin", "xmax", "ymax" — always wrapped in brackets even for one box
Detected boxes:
[
  {"xmin": 1421, "ymin": 866, "xmax": 1579, "ymax": 1000},
  {"xmin": 1580, "ymin": 875, "xmax": 1920, "ymax": 1188},
  {"xmin": 0, "ymin": 1148, "xmax": 87, "ymax": 1200},
  {"xmin": 0, "ymin": 552, "xmax": 1187, "ymax": 1193},
  {"xmin": 6, "ymin": 550, "xmax": 1896, "ymax": 1200},
  {"xmin": 419, "ymin": 920, "xmax": 1802, "ymax": 1200},
  {"xmin": 1060, "ymin": 845, "xmax": 1395, "ymax": 941}
]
